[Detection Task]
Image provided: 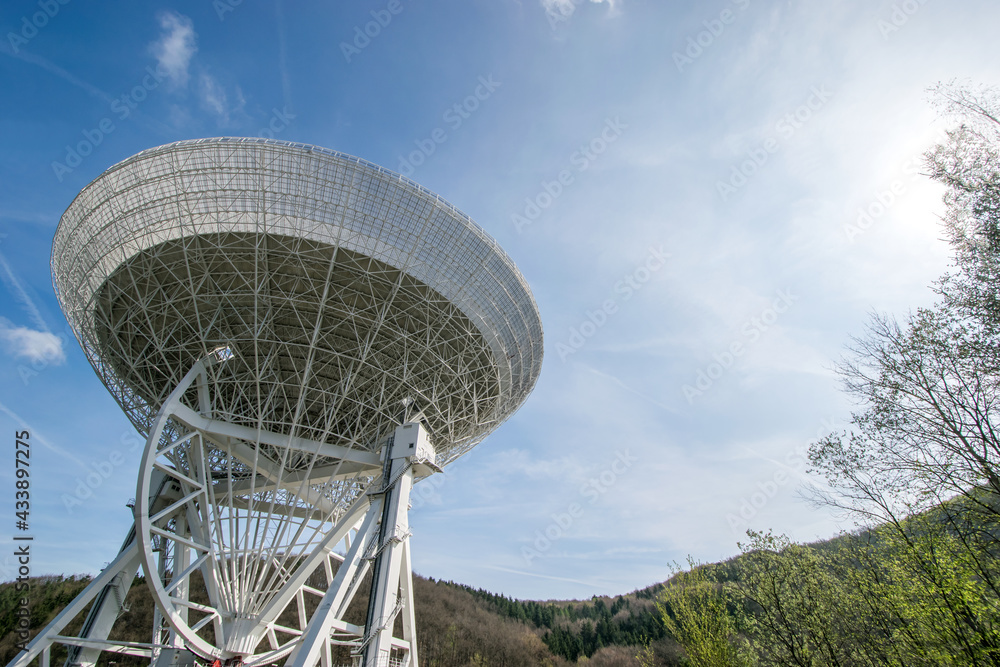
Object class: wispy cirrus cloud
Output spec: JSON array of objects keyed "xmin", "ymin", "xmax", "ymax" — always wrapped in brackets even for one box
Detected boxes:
[
  {"xmin": 149, "ymin": 11, "xmax": 196, "ymax": 88},
  {"xmin": 148, "ymin": 12, "xmax": 244, "ymax": 125},
  {"xmin": 199, "ymin": 73, "xmax": 246, "ymax": 125}
]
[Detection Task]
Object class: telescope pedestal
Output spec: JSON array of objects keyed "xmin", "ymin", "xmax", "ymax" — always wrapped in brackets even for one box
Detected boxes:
[{"xmin": 7, "ymin": 359, "xmax": 434, "ymax": 667}]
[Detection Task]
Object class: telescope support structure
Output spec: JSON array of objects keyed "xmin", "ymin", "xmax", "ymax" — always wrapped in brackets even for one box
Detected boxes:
[{"xmin": 7, "ymin": 357, "xmax": 434, "ymax": 667}]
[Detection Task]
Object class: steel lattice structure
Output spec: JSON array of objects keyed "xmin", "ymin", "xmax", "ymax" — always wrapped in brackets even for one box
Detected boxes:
[
  {"xmin": 52, "ymin": 136, "xmax": 542, "ymax": 463},
  {"xmin": 14, "ymin": 138, "xmax": 542, "ymax": 667}
]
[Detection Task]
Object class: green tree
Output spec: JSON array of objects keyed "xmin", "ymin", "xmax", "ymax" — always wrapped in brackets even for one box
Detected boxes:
[
  {"xmin": 657, "ymin": 558, "xmax": 752, "ymax": 667},
  {"xmin": 803, "ymin": 81, "xmax": 1000, "ymax": 666},
  {"xmin": 734, "ymin": 530, "xmax": 945, "ymax": 667}
]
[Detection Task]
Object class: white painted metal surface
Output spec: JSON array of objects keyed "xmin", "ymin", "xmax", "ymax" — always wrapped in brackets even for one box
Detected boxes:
[{"xmin": 17, "ymin": 138, "xmax": 543, "ymax": 667}]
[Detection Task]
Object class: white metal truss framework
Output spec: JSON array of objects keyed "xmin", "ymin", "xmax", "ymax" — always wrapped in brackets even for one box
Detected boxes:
[
  {"xmin": 12, "ymin": 355, "xmax": 429, "ymax": 667},
  {"xmin": 51, "ymin": 137, "xmax": 543, "ymax": 466},
  {"xmin": 16, "ymin": 138, "xmax": 543, "ymax": 667}
]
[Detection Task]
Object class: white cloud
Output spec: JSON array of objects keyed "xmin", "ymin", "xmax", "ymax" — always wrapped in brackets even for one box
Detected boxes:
[
  {"xmin": 0, "ymin": 252, "xmax": 47, "ymax": 333},
  {"xmin": 490, "ymin": 448, "xmax": 588, "ymax": 481},
  {"xmin": 0, "ymin": 320, "xmax": 64, "ymax": 364},
  {"xmin": 199, "ymin": 74, "xmax": 245, "ymax": 125},
  {"xmin": 199, "ymin": 73, "xmax": 226, "ymax": 117},
  {"xmin": 150, "ymin": 11, "xmax": 196, "ymax": 88},
  {"xmin": 148, "ymin": 10, "xmax": 245, "ymax": 125}
]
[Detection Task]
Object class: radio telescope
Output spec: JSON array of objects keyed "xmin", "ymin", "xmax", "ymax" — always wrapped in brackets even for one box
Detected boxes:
[{"xmin": 13, "ymin": 138, "xmax": 543, "ymax": 667}]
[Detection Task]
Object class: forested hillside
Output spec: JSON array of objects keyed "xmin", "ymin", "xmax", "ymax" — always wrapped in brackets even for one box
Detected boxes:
[
  {"xmin": 0, "ymin": 529, "xmax": 900, "ymax": 667},
  {"xmin": 0, "ymin": 572, "xmax": 685, "ymax": 667},
  {"xmin": 445, "ymin": 582, "xmax": 671, "ymax": 662}
]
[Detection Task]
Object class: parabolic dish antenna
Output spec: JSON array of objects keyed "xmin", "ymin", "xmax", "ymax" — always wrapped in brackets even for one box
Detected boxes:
[{"xmin": 15, "ymin": 137, "xmax": 542, "ymax": 667}]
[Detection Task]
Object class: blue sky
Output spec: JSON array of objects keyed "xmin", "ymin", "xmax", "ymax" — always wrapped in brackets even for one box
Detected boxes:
[{"xmin": 1, "ymin": 0, "xmax": 999, "ymax": 601}]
